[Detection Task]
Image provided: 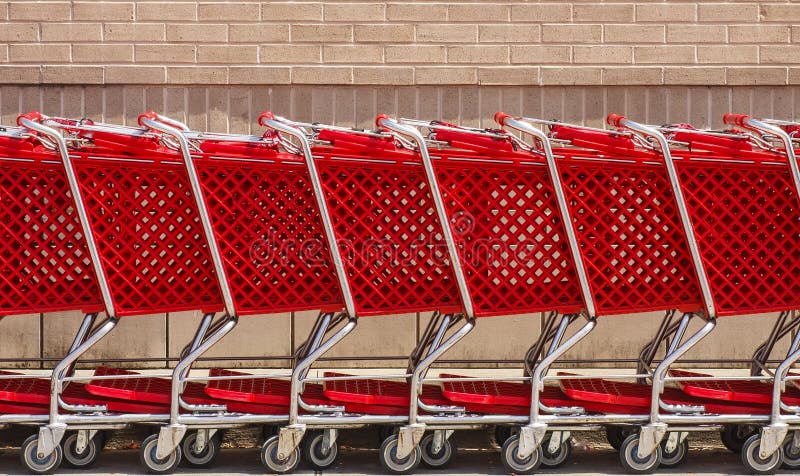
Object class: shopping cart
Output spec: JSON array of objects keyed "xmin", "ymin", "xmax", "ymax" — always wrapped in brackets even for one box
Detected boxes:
[{"xmin": 498, "ymin": 112, "xmax": 800, "ymax": 473}]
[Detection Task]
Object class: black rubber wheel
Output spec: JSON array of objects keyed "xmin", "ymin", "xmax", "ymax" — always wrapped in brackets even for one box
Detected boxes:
[
  {"xmin": 20, "ymin": 434, "xmax": 63, "ymax": 475},
  {"xmin": 302, "ymin": 431, "xmax": 339, "ymax": 471},
  {"xmin": 420, "ymin": 433, "xmax": 456, "ymax": 469},
  {"xmin": 781, "ymin": 434, "xmax": 800, "ymax": 469},
  {"xmin": 260, "ymin": 435, "xmax": 300, "ymax": 474},
  {"xmin": 500, "ymin": 433, "xmax": 542, "ymax": 475},
  {"xmin": 541, "ymin": 433, "xmax": 572, "ymax": 468},
  {"xmin": 659, "ymin": 434, "xmax": 689, "ymax": 468},
  {"xmin": 378, "ymin": 433, "xmax": 421, "ymax": 475},
  {"xmin": 607, "ymin": 426, "xmax": 635, "ymax": 451},
  {"xmin": 62, "ymin": 431, "xmax": 103, "ymax": 469},
  {"xmin": 721, "ymin": 424, "xmax": 757, "ymax": 453},
  {"xmin": 494, "ymin": 426, "xmax": 514, "ymax": 447},
  {"xmin": 181, "ymin": 431, "xmax": 222, "ymax": 468},
  {"xmin": 139, "ymin": 433, "xmax": 182, "ymax": 475},
  {"xmin": 619, "ymin": 433, "xmax": 661, "ymax": 474},
  {"xmin": 741, "ymin": 434, "xmax": 782, "ymax": 475}
]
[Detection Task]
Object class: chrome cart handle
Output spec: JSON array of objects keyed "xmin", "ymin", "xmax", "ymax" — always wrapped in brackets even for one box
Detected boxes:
[{"xmin": 138, "ymin": 110, "xmax": 190, "ymax": 132}]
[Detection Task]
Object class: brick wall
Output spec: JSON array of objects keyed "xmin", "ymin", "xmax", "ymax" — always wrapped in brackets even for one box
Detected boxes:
[
  {"xmin": 1, "ymin": 1, "xmax": 799, "ymax": 87},
  {"xmin": 0, "ymin": 1, "xmax": 797, "ymax": 368}
]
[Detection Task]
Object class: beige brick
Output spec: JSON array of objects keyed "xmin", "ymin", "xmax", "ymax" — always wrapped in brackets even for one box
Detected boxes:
[
  {"xmin": 574, "ymin": 3, "xmax": 634, "ymax": 22},
  {"xmin": 541, "ymin": 67, "xmax": 602, "ymax": 85},
  {"xmin": 761, "ymin": 4, "xmax": 800, "ymax": 22},
  {"xmin": 0, "ymin": 66, "xmax": 40, "ymax": 83},
  {"xmin": 667, "ymin": 25, "xmax": 727, "ymax": 44},
  {"xmin": 478, "ymin": 67, "xmax": 538, "ymax": 85},
  {"xmin": 729, "ymin": 26, "xmax": 789, "ymax": 44},
  {"xmin": 604, "ymin": 25, "xmax": 665, "ymax": 44},
  {"xmin": 198, "ymin": 45, "xmax": 258, "ymax": 64},
  {"xmin": 355, "ymin": 24, "xmax": 414, "ymax": 43},
  {"xmin": 727, "ymin": 67, "xmax": 787, "ymax": 85},
  {"xmin": 0, "ymin": 23, "xmax": 38, "ymax": 42},
  {"xmin": 261, "ymin": 45, "xmax": 320, "ymax": 63},
  {"xmin": 354, "ymin": 66, "xmax": 413, "ymax": 85},
  {"xmin": 73, "ymin": 44, "xmax": 134, "ymax": 63},
  {"xmin": 9, "ymin": 2, "xmax": 70, "ymax": 21},
  {"xmin": 167, "ymin": 24, "xmax": 228, "ymax": 43},
  {"xmin": 510, "ymin": 45, "xmax": 570, "ymax": 64},
  {"xmin": 136, "ymin": 44, "xmax": 196, "ymax": 63},
  {"xmin": 9, "ymin": 44, "xmax": 70, "ymax": 63},
  {"xmin": 447, "ymin": 45, "xmax": 508, "ymax": 64},
  {"xmin": 698, "ymin": 3, "xmax": 759, "ymax": 22},
  {"xmin": 41, "ymin": 23, "xmax": 102, "ymax": 42},
  {"xmin": 137, "ymin": 2, "xmax": 196, "ymax": 21},
  {"xmin": 415, "ymin": 67, "xmax": 476, "ymax": 85},
  {"xmin": 293, "ymin": 66, "xmax": 352, "ymax": 84},
  {"xmin": 760, "ymin": 46, "xmax": 800, "ymax": 64},
  {"xmin": 0, "ymin": 45, "xmax": 7, "ymax": 62},
  {"xmin": 696, "ymin": 45, "xmax": 758, "ymax": 64},
  {"xmin": 325, "ymin": 3, "xmax": 384, "ymax": 22},
  {"xmin": 262, "ymin": 2, "xmax": 322, "ymax": 21},
  {"xmin": 664, "ymin": 67, "xmax": 726, "ymax": 85},
  {"xmin": 542, "ymin": 24, "xmax": 601, "ymax": 43},
  {"xmin": 0, "ymin": 2, "xmax": 6, "ymax": 20},
  {"xmin": 416, "ymin": 24, "xmax": 477, "ymax": 43},
  {"xmin": 104, "ymin": 23, "xmax": 166, "ymax": 42},
  {"xmin": 793, "ymin": 26, "xmax": 800, "ymax": 43},
  {"xmin": 387, "ymin": 4, "xmax": 446, "ymax": 22},
  {"xmin": 42, "ymin": 65, "xmax": 103, "ymax": 84},
  {"xmin": 199, "ymin": 2, "xmax": 260, "ymax": 21},
  {"xmin": 229, "ymin": 66, "xmax": 290, "ymax": 84},
  {"xmin": 229, "ymin": 24, "xmax": 288, "ymax": 43},
  {"xmin": 385, "ymin": 45, "xmax": 445, "ymax": 64},
  {"xmin": 73, "ymin": 2, "xmax": 133, "ymax": 21},
  {"xmin": 105, "ymin": 65, "xmax": 165, "ymax": 84},
  {"xmin": 635, "ymin": 46, "xmax": 695, "ymax": 64},
  {"xmin": 323, "ymin": 45, "xmax": 383, "ymax": 64},
  {"xmin": 478, "ymin": 25, "xmax": 539, "ymax": 43},
  {"xmin": 167, "ymin": 66, "xmax": 228, "ymax": 85},
  {"xmin": 510, "ymin": 4, "xmax": 572, "ymax": 22},
  {"xmin": 292, "ymin": 24, "xmax": 353, "ymax": 43},
  {"xmin": 574, "ymin": 46, "xmax": 633, "ymax": 64},
  {"xmin": 636, "ymin": 3, "xmax": 696, "ymax": 22},
  {"xmin": 602, "ymin": 67, "xmax": 662, "ymax": 85},
  {"xmin": 789, "ymin": 68, "xmax": 800, "ymax": 85},
  {"xmin": 448, "ymin": 4, "xmax": 509, "ymax": 22}
]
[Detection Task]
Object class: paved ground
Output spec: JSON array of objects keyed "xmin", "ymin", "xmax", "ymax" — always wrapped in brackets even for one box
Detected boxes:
[{"xmin": 0, "ymin": 428, "xmax": 777, "ymax": 475}]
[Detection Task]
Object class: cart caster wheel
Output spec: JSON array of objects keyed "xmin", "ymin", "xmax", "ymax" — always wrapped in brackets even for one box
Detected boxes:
[
  {"xmin": 721, "ymin": 424, "xmax": 757, "ymax": 453},
  {"xmin": 62, "ymin": 431, "xmax": 103, "ymax": 469},
  {"xmin": 742, "ymin": 434, "xmax": 782, "ymax": 475},
  {"xmin": 139, "ymin": 433, "xmax": 182, "ymax": 474},
  {"xmin": 619, "ymin": 433, "xmax": 661, "ymax": 474},
  {"xmin": 20, "ymin": 434, "xmax": 63, "ymax": 475},
  {"xmin": 494, "ymin": 426, "xmax": 514, "ymax": 446},
  {"xmin": 378, "ymin": 433, "xmax": 422, "ymax": 475},
  {"xmin": 302, "ymin": 431, "xmax": 339, "ymax": 471},
  {"xmin": 420, "ymin": 433, "xmax": 456, "ymax": 469},
  {"xmin": 607, "ymin": 426, "xmax": 635, "ymax": 451},
  {"xmin": 181, "ymin": 431, "xmax": 221, "ymax": 468},
  {"xmin": 541, "ymin": 433, "xmax": 572, "ymax": 468},
  {"xmin": 260, "ymin": 435, "xmax": 300, "ymax": 474},
  {"xmin": 659, "ymin": 434, "xmax": 689, "ymax": 468},
  {"xmin": 500, "ymin": 433, "xmax": 542, "ymax": 475},
  {"xmin": 782, "ymin": 434, "xmax": 800, "ymax": 469}
]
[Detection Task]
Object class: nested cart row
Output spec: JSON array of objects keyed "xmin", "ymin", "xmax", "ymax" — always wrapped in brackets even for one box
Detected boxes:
[{"xmin": 1, "ymin": 109, "xmax": 800, "ymax": 475}]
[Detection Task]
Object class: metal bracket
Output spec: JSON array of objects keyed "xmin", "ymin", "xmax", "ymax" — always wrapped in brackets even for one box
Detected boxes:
[
  {"xmin": 662, "ymin": 431, "xmax": 687, "ymax": 453},
  {"xmin": 637, "ymin": 423, "xmax": 668, "ymax": 459},
  {"xmin": 156, "ymin": 424, "xmax": 187, "ymax": 460},
  {"xmin": 517, "ymin": 423, "xmax": 548, "ymax": 459},
  {"xmin": 397, "ymin": 423, "xmax": 426, "ymax": 459},
  {"xmin": 547, "ymin": 431, "xmax": 570, "ymax": 454},
  {"xmin": 277, "ymin": 424, "xmax": 306, "ymax": 461},
  {"xmin": 74, "ymin": 429, "xmax": 98, "ymax": 454},
  {"xmin": 194, "ymin": 429, "xmax": 208, "ymax": 454},
  {"xmin": 37, "ymin": 424, "xmax": 67, "ymax": 459},
  {"xmin": 431, "ymin": 429, "xmax": 454, "ymax": 454},
  {"xmin": 322, "ymin": 429, "xmax": 338, "ymax": 451},
  {"xmin": 760, "ymin": 423, "xmax": 789, "ymax": 459}
]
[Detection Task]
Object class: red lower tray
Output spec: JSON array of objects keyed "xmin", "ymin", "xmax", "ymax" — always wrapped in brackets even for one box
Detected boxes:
[
  {"xmin": 669, "ymin": 369, "xmax": 800, "ymax": 406},
  {"xmin": 440, "ymin": 373, "xmax": 648, "ymax": 414},
  {"xmin": 0, "ymin": 401, "xmax": 49, "ymax": 415},
  {"xmin": 0, "ymin": 371, "xmax": 51, "ymax": 404},
  {"xmin": 559, "ymin": 372, "xmax": 770, "ymax": 414},
  {"xmin": 322, "ymin": 372, "xmax": 451, "ymax": 407}
]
